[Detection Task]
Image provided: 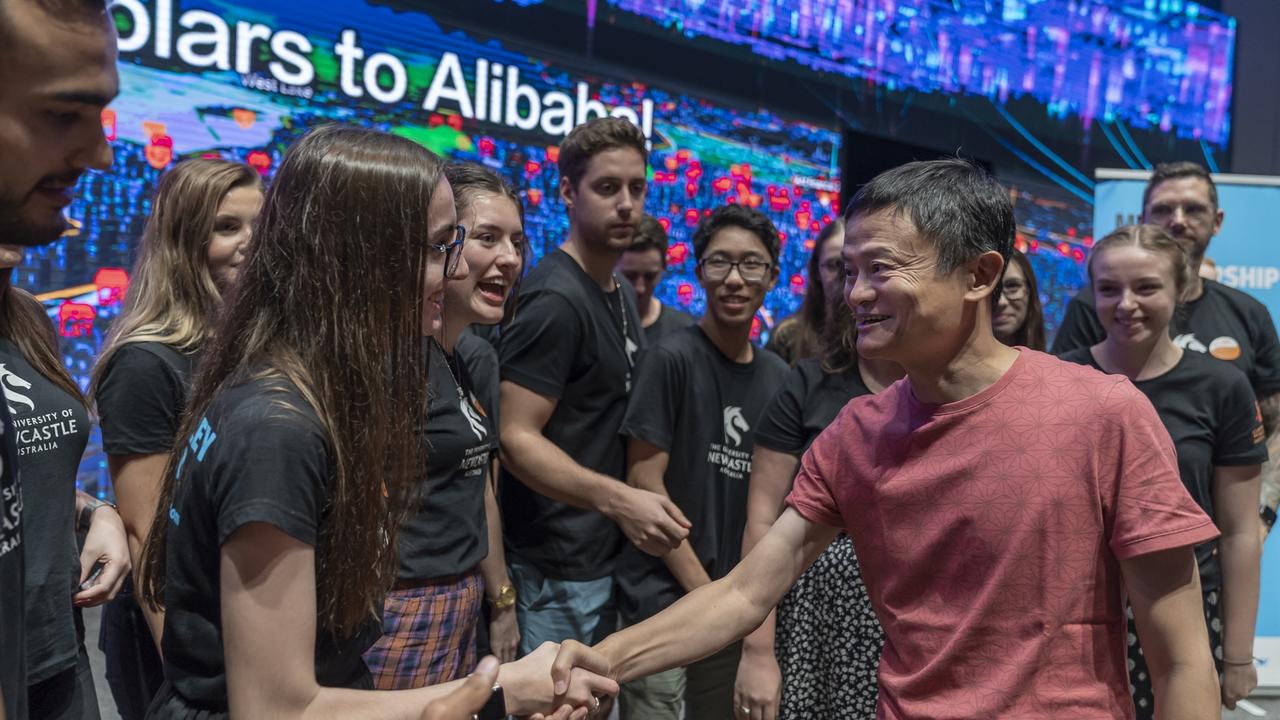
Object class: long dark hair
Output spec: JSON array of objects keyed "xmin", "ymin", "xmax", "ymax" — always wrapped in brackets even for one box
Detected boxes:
[
  {"xmin": 0, "ymin": 269, "xmax": 84, "ymax": 404},
  {"xmin": 1004, "ymin": 250, "xmax": 1046, "ymax": 352},
  {"xmin": 140, "ymin": 126, "xmax": 438, "ymax": 638},
  {"xmin": 818, "ymin": 284, "xmax": 857, "ymax": 375},
  {"xmin": 780, "ymin": 219, "xmax": 843, "ymax": 365}
]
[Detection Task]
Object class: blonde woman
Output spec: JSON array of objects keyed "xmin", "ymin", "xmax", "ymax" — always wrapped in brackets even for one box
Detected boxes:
[{"xmin": 90, "ymin": 158, "xmax": 262, "ymax": 719}]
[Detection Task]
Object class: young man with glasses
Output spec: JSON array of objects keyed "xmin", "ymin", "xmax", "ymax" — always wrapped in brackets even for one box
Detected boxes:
[
  {"xmin": 498, "ymin": 118, "xmax": 691, "ymax": 655},
  {"xmin": 613, "ymin": 204, "xmax": 788, "ymax": 720}
]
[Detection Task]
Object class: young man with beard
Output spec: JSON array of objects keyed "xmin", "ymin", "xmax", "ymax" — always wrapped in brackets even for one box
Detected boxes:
[
  {"xmin": 498, "ymin": 118, "xmax": 691, "ymax": 654},
  {"xmin": 616, "ymin": 214, "xmax": 695, "ymax": 344},
  {"xmin": 614, "ymin": 205, "xmax": 787, "ymax": 720},
  {"xmin": 551, "ymin": 159, "xmax": 1221, "ymax": 720},
  {"xmin": 1052, "ymin": 162, "xmax": 1280, "ymax": 543},
  {"xmin": 0, "ymin": 2, "xmax": 118, "ymax": 717}
]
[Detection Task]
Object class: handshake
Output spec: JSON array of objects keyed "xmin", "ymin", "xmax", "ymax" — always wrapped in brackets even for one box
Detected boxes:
[{"xmin": 421, "ymin": 641, "xmax": 615, "ymax": 720}]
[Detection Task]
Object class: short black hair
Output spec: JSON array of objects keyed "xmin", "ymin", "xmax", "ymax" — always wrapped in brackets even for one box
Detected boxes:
[
  {"xmin": 0, "ymin": 0, "xmax": 109, "ymax": 47},
  {"xmin": 557, "ymin": 117, "xmax": 648, "ymax": 190},
  {"xmin": 843, "ymin": 158, "xmax": 1013, "ymax": 299},
  {"xmin": 692, "ymin": 204, "xmax": 781, "ymax": 263},
  {"xmin": 1142, "ymin": 161, "xmax": 1218, "ymax": 211},
  {"xmin": 627, "ymin": 214, "xmax": 669, "ymax": 258}
]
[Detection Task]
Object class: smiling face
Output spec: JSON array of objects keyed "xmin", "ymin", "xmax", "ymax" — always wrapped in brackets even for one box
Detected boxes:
[
  {"xmin": 561, "ymin": 147, "xmax": 647, "ymax": 253},
  {"xmin": 1091, "ymin": 244, "xmax": 1180, "ymax": 348},
  {"xmin": 696, "ymin": 224, "xmax": 778, "ymax": 330},
  {"xmin": 991, "ymin": 259, "xmax": 1028, "ymax": 344},
  {"xmin": 0, "ymin": 1, "xmax": 118, "ymax": 246},
  {"xmin": 842, "ymin": 209, "xmax": 978, "ymax": 365},
  {"xmin": 445, "ymin": 190, "xmax": 523, "ymax": 330},
  {"xmin": 423, "ymin": 178, "xmax": 465, "ymax": 336},
  {"xmin": 205, "ymin": 185, "xmax": 263, "ymax": 291},
  {"xmin": 1142, "ymin": 176, "xmax": 1222, "ymax": 263}
]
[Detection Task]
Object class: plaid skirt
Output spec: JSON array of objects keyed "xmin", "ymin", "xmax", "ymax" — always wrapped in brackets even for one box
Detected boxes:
[{"xmin": 362, "ymin": 569, "xmax": 483, "ymax": 690}]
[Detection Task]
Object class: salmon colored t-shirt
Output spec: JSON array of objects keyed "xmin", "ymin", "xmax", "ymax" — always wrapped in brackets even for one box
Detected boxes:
[{"xmin": 786, "ymin": 349, "xmax": 1218, "ymax": 720}]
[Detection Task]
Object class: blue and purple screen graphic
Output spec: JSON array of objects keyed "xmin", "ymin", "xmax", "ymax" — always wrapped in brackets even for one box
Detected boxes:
[{"xmin": 603, "ymin": 0, "xmax": 1236, "ymax": 146}]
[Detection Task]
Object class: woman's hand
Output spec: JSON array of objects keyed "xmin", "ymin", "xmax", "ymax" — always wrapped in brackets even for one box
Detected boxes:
[
  {"xmin": 489, "ymin": 605, "xmax": 520, "ymax": 663},
  {"xmin": 733, "ymin": 644, "xmax": 781, "ymax": 720},
  {"xmin": 500, "ymin": 642, "xmax": 617, "ymax": 718},
  {"xmin": 421, "ymin": 656, "xmax": 500, "ymax": 720},
  {"xmin": 1221, "ymin": 661, "xmax": 1257, "ymax": 710},
  {"xmin": 73, "ymin": 505, "xmax": 130, "ymax": 607}
]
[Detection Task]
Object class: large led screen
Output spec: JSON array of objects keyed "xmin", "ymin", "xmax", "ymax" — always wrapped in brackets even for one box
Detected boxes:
[{"xmin": 20, "ymin": 0, "xmax": 841, "ymax": 496}]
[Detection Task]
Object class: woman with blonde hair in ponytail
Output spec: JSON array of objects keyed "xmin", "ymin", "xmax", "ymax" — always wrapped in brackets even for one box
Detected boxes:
[
  {"xmin": 91, "ymin": 157, "xmax": 262, "ymax": 720},
  {"xmin": 1061, "ymin": 224, "xmax": 1265, "ymax": 716}
]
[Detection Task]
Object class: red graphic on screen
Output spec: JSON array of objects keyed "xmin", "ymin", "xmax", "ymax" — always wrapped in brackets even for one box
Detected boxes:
[
  {"xmin": 93, "ymin": 268, "xmax": 129, "ymax": 305},
  {"xmin": 58, "ymin": 302, "xmax": 96, "ymax": 338},
  {"xmin": 232, "ymin": 108, "xmax": 256, "ymax": 129}
]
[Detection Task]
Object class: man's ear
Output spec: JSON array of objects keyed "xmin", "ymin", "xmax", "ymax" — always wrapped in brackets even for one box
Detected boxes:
[
  {"xmin": 559, "ymin": 175, "xmax": 574, "ymax": 210},
  {"xmin": 964, "ymin": 250, "xmax": 1005, "ymax": 302}
]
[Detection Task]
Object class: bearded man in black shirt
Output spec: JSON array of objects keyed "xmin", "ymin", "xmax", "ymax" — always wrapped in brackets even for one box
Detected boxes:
[
  {"xmin": 0, "ymin": 3, "xmax": 119, "ymax": 718},
  {"xmin": 1053, "ymin": 162, "xmax": 1280, "ymax": 539}
]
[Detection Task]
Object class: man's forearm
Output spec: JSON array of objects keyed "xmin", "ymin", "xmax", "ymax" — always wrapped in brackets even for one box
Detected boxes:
[
  {"xmin": 595, "ymin": 574, "xmax": 767, "ymax": 684},
  {"xmin": 499, "ymin": 429, "xmax": 620, "ymax": 513},
  {"xmin": 662, "ymin": 540, "xmax": 712, "ymax": 593}
]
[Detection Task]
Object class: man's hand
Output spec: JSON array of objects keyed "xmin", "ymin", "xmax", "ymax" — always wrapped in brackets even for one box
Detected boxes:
[
  {"xmin": 733, "ymin": 645, "xmax": 781, "ymax": 720},
  {"xmin": 605, "ymin": 485, "xmax": 691, "ymax": 556},
  {"xmin": 74, "ymin": 504, "xmax": 130, "ymax": 607},
  {"xmin": 421, "ymin": 656, "xmax": 500, "ymax": 720},
  {"xmin": 1221, "ymin": 662, "xmax": 1257, "ymax": 710},
  {"xmin": 489, "ymin": 605, "xmax": 520, "ymax": 664},
  {"xmin": 501, "ymin": 642, "xmax": 617, "ymax": 718}
]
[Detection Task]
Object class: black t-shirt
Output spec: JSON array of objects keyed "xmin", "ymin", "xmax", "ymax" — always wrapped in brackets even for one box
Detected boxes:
[
  {"xmin": 615, "ymin": 326, "xmax": 788, "ymax": 623},
  {"xmin": 0, "ymin": 394, "xmax": 26, "ymax": 720},
  {"xmin": 643, "ymin": 303, "xmax": 695, "ymax": 345},
  {"xmin": 160, "ymin": 374, "xmax": 379, "ymax": 712},
  {"xmin": 498, "ymin": 249, "xmax": 645, "ymax": 580},
  {"xmin": 1060, "ymin": 348, "xmax": 1267, "ymax": 589},
  {"xmin": 457, "ymin": 331, "xmax": 500, "ymax": 429},
  {"xmin": 754, "ymin": 358, "xmax": 871, "ymax": 456},
  {"xmin": 0, "ymin": 339, "xmax": 90, "ymax": 684},
  {"xmin": 398, "ymin": 341, "xmax": 498, "ymax": 581},
  {"xmin": 1052, "ymin": 280, "xmax": 1280, "ymax": 399},
  {"xmin": 96, "ymin": 342, "xmax": 197, "ymax": 455}
]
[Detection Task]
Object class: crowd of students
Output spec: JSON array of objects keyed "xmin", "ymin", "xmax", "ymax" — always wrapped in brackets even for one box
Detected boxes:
[{"xmin": 1, "ymin": 2, "xmax": 1279, "ymax": 720}]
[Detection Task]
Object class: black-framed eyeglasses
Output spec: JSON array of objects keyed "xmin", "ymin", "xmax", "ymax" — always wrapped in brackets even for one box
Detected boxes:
[
  {"xmin": 699, "ymin": 257, "xmax": 773, "ymax": 284},
  {"xmin": 429, "ymin": 224, "xmax": 466, "ymax": 276},
  {"xmin": 1001, "ymin": 280, "xmax": 1027, "ymax": 300}
]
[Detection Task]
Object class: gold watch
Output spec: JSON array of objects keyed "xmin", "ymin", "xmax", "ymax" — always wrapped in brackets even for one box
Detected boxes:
[{"xmin": 490, "ymin": 584, "xmax": 516, "ymax": 610}]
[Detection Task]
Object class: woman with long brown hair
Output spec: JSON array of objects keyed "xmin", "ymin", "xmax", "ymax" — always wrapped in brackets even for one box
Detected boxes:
[
  {"xmin": 764, "ymin": 220, "xmax": 844, "ymax": 365},
  {"xmin": 734, "ymin": 289, "xmax": 901, "ymax": 720},
  {"xmin": 91, "ymin": 157, "xmax": 262, "ymax": 719},
  {"xmin": 991, "ymin": 249, "xmax": 1046, "ymax": 351},
  {"xmin": 137, "ymin": 126, "xmax": 615, "ymax": 719},
  {"xmin": 364, "ymin": 161, "xmax": 526, "ymax": 687},
  {"xmin": 0, "ymin": 248, "xmax": 129, "ymax": 719},
  {"xmin": 1061, "ymin": 225, "xmax": 1264, "ymax": 716}
]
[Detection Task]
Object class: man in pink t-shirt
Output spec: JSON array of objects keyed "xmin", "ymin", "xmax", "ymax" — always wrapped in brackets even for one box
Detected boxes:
[{"xmin": 551, "ymin": 159, "xmax": 1222, "ymax": 720}]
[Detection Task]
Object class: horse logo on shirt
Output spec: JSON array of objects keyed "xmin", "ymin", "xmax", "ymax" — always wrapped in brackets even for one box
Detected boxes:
[
  {"xmin": 0, "ymin": 364, "xmax": 35, "ymax": 415},
  {"xmin": 461, "ymin": 397, "xmax": 488, "ymax": 442},
  {"xmin": 1173, "ymin": 333, "xmax": 1208, "ymax": 354},
  {"xmin": 723, "ymin": 406, "xmax": 750, "ymax": 447}
]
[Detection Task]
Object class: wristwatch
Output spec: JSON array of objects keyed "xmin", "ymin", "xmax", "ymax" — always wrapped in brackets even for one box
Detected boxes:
[
  {"xmin": 78, "ymin": 497, "xmax": 114, "ymax": 533},
  {"xmin": 490, "ymin": 584, "xmax": 516, "ymax": 610},
  {"xmin": 474, "ymin": 684, "xmax": 506, "ymax": 720},
  {"xmin": 1262, "ymin": 504, "xmax": 1277, "ymax": 534}
]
